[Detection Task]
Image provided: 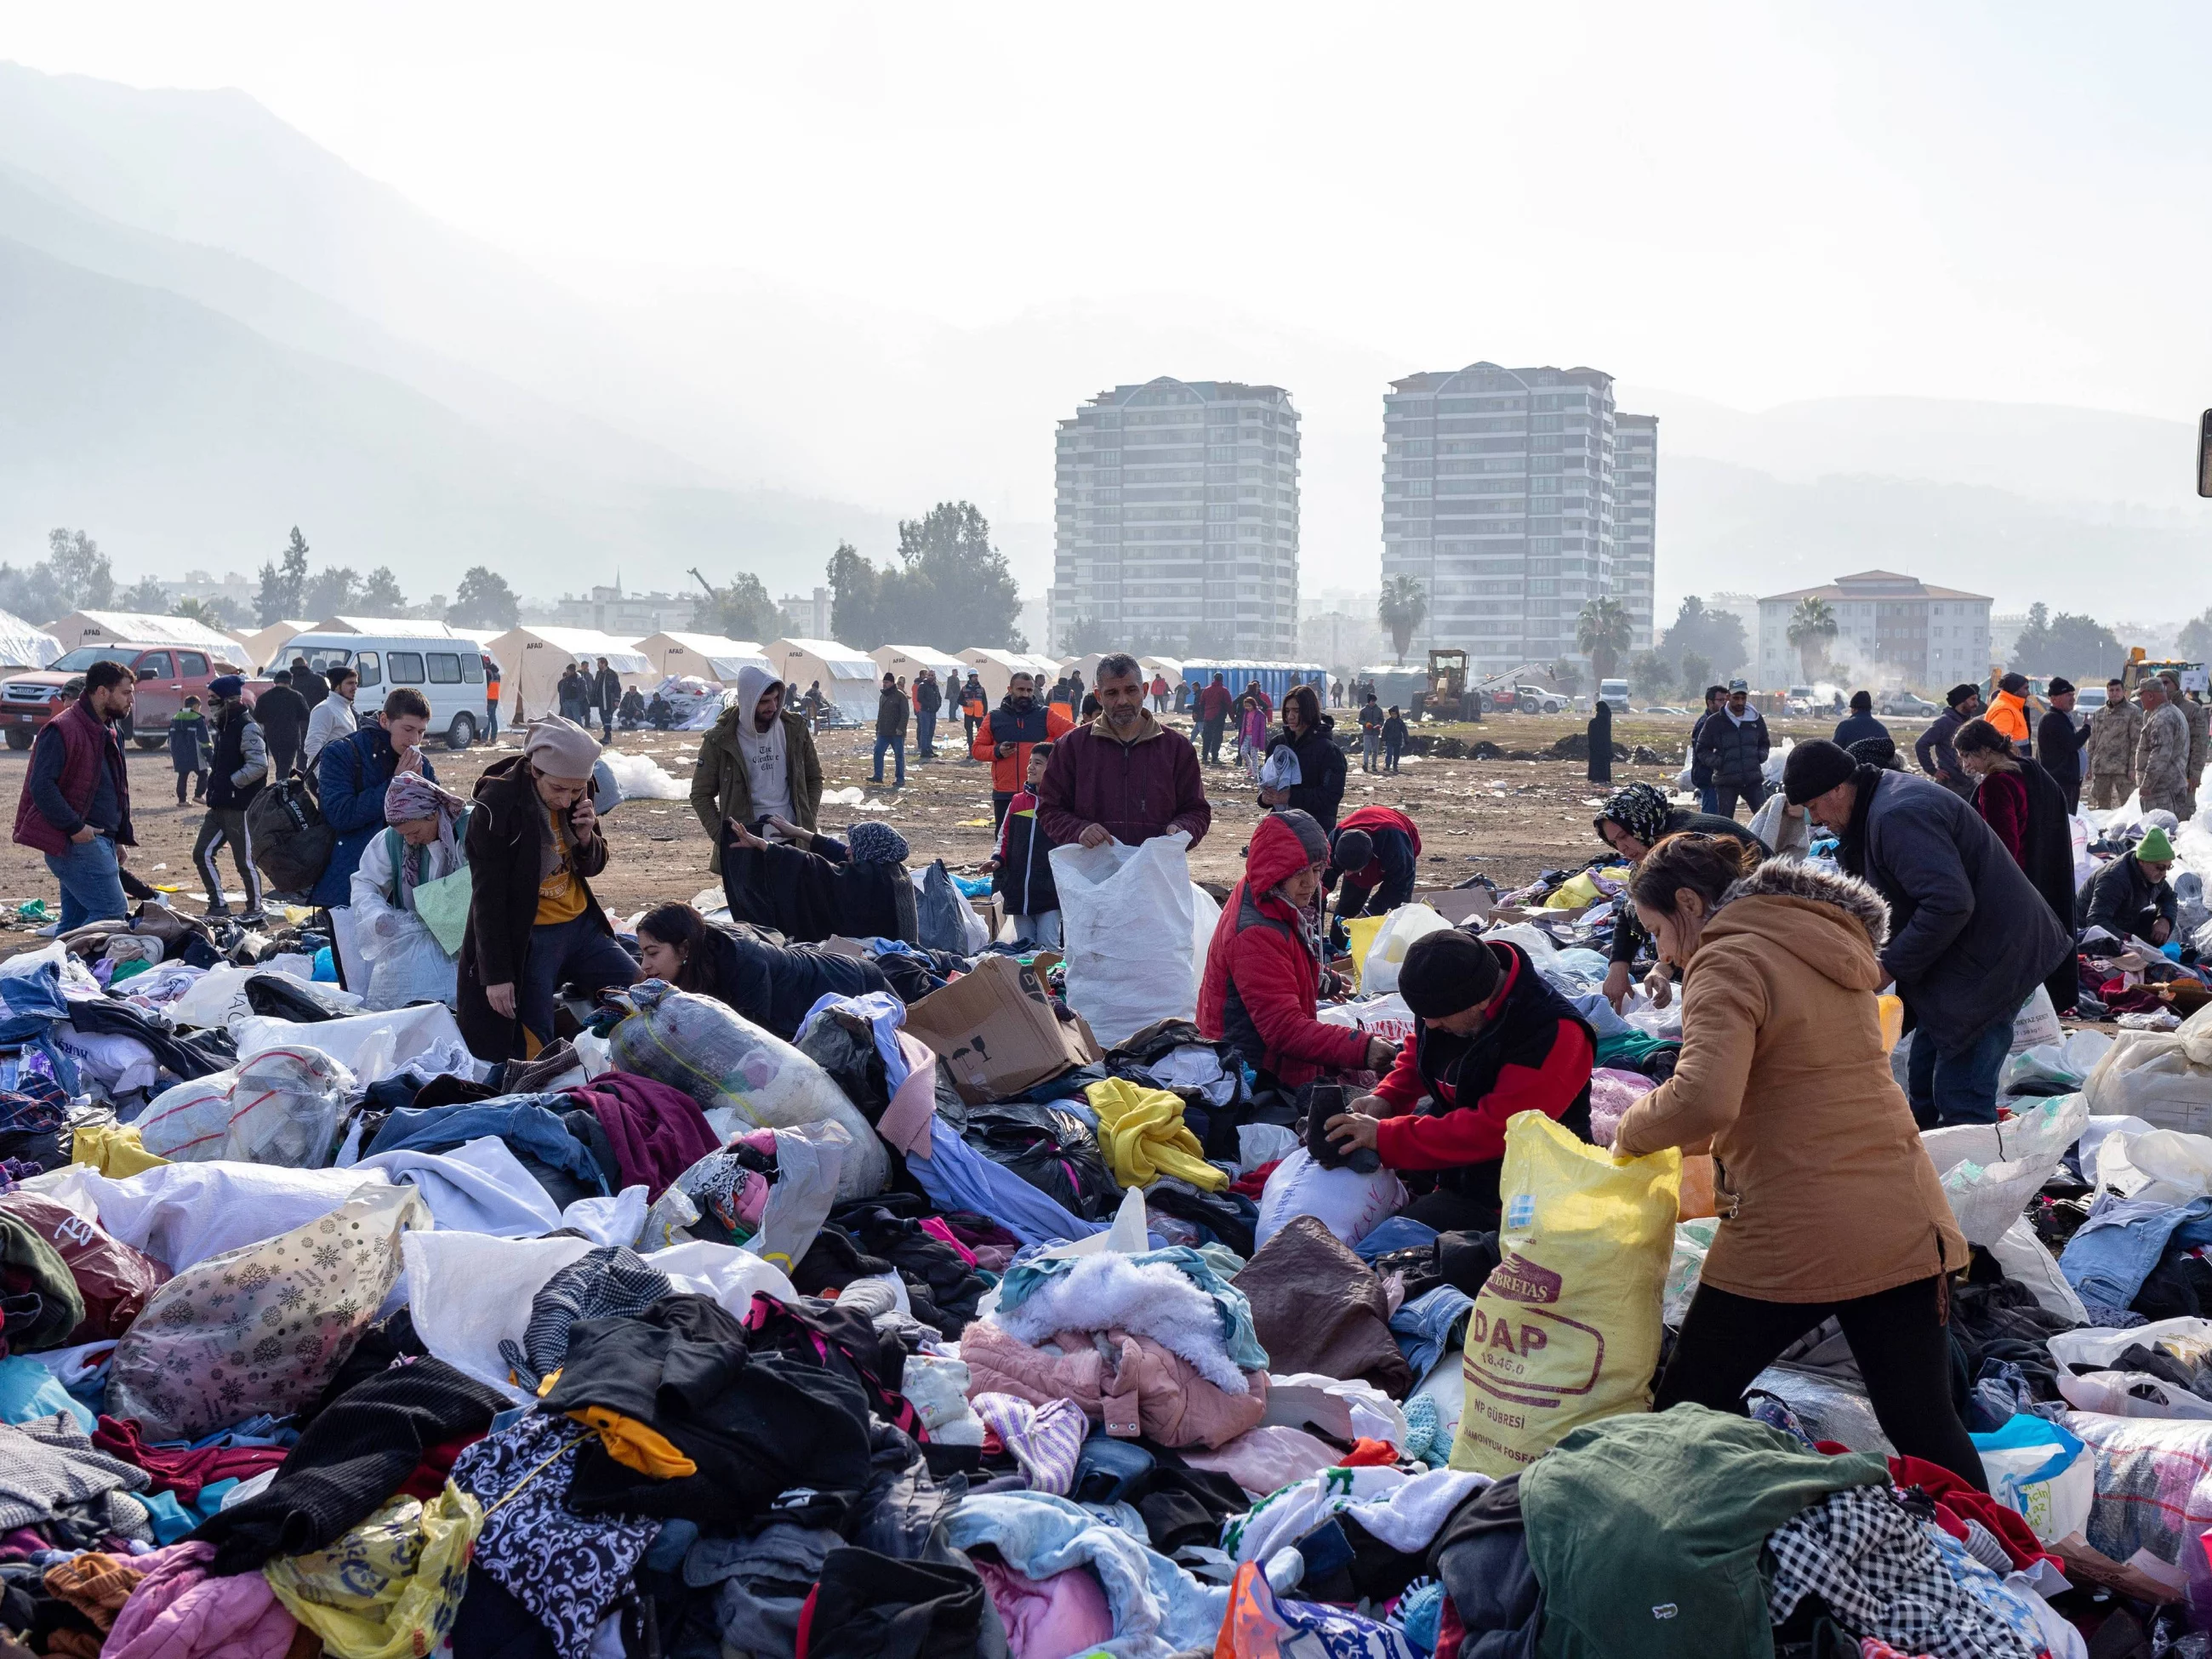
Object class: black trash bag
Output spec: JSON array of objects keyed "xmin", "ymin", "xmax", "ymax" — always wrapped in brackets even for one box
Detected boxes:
[
  {"xmin": 961, "ymin": 1101, "xmax": 1119, "ymax": 1220},
  {"xmin": 242, "ymin": 972, "xmax": 340, "ymax": 1023},
  {"xmin": 916, "ymin": 861, "xmax": 974, "ymax": 955},
  {"xmin": 245, "ymin": 773, "xmax": 334, "ymax": 898},
  {"xmin": 795, "ymin": 1008, "xmax": 892, "ymax": 1125}
]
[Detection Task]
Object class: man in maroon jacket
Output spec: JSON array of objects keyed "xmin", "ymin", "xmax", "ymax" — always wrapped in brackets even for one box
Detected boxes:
[
  {"xmin": 1195, "ymin": 672, "xmax": 1234, "ymax": 766},
  {"xmin": 13, "ymin": 660, "xmax": 137, "ymax": 932},
  {"xmin": 1037, "ymin": 653, "xmax": 1211, "ymax": 851}
]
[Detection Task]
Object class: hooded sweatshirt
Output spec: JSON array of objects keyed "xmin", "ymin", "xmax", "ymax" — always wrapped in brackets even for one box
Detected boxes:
[
  {"xmin": 730, "ymin": 664, "xmax": 793, "ymax": 824},
  {"xmin": 1196, "ymin": 810, "xmax": 1371, "ymax": 1089},
  {"xmin": 1614, "ymin": 859, "xmax": 1966, "ymax": 1303}
]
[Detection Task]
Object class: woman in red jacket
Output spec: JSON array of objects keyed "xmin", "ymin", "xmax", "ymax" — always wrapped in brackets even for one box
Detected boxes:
[{"xmin": 1197, "ymin": 809, "xmax": 1395, "ymax": 1091}]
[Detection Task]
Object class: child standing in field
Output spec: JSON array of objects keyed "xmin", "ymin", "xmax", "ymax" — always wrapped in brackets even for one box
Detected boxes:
[
  {"xmin": 1382, "ymin": 705, "xmax": 1409, "ymax": 773},
  {"xmin": 169, "ymin": 696, "xmax": 210, "ymax": 805},
  {"xmin": 981, "ymin": 742, "xmax": 1061, "ymax": 948},
  {"xmin": 1239, "ymin": 693, "xmax": 1268, "ymax": 782}
]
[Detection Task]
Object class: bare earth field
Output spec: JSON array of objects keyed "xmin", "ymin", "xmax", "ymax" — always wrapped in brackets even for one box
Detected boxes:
[{"xmin": 0, "ymin": 710, "xmax": 1924, "ymax": 936}]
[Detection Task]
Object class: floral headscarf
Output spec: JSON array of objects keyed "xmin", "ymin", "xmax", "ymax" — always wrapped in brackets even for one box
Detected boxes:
[{"xmin": 1594, "ymin": 781, "xmax": 1671, "ymax": 850}]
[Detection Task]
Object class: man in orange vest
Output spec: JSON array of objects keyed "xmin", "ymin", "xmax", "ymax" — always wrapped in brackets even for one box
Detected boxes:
[
  {"xmin": 1987, "ymin": 672, "xmax": 2033, "ymax": 756},
  {"xmin": 972, "ymin": 670, "xmax": 1072, "ymax": 830}
]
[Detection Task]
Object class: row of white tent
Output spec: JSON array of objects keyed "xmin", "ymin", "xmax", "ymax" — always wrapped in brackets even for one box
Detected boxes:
[{"xmin": 6, "ymin": 609, "xmax": 1287, "ymax": 727}]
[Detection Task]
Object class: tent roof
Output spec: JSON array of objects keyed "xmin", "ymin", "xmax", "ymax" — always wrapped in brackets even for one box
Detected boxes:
[
  {"xmin": 493, "ymin": 624, "xmax": 653, "ymax": 664},
  {"xmin": 55, "ymin": 610, "xmax": 241, "ymax": 653},
  {"xmin": 312, "ymin": 616, "xmax": 465, "ymax": 636},
  {"xmin": 0, "ymin": 610, "xmax": 60, "ymax": 667},
  {"xmin": 771, "ymin": 637, "xmax": 877, "ymax": 679}
]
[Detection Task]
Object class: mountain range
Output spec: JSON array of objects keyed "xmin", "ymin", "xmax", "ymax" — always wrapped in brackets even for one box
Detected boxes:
[{"xmin": 2, "ymin": 60, "xmax": 2208, "ymax": 619}]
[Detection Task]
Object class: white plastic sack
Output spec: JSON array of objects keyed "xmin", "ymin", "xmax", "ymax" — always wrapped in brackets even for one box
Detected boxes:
[
  {"xmin": 232, "ymin": 1002, "xmax": 471, "ymax": 1083},
  {"xmin": 1480, "ymin": 923, "xmax": 1559, "ymax": 966},
  {"xmin": 1975, "ymin": 1416, "xmax": 2094, "ymax": 1545},
  {"xmin": 355, "ymin": 915, "xmax": 459, "ymax": 1012},
  {"xmin": 2050, "ymin": 1317, "xmax": 2212, "ymax": 1377},
  {"xmin": 49, "ymin": 1025, "xmax": 159, "ymax": 1098},
  {"xmin": 1316, "ymin": 994, "xmax": 1417, "ymax": 1045},
  {"xmin": 167, "ymin": 965, "xmax": 362, "ymax": 1030},
  {"xmin": 611, "ymin": 983, "xmax": 886, "ymax": 1200},
  {"xmin": 1051, "ymin": 831, "xmax": 1200, "ymax": 1048},
  {"xmin": 108, "ymin": 1182, "xmax": 427, "ymax": 1439},
  {"xmin": 1990, "ymin": 1217, "xmax": 2089, "ymax": 1325},
  {"xmin": 219, "ymin": 1046, "xmax": 356, "ymax": 1167},
  {"xmin": 2095, "ymin": 1126, "xmax": 2212, "ymax": 1206},
  {"xmin": 2057, "ymin": 1370, "xmax": 2212, "ymax": 1421},
  {"xmin": 1254, "ymin": 1147, "xmax": 1406, "ymax": 1251},
  {"xmin": 1360, "ymin": 904, "xmax": 1451, "ymax": 998},
  {"xmin": 2010, "ymin": 985, "xmax": 2062, "ymax": 1055},
  {"xmin": 2084, "ymin": 1002, "xmax": 2212, "ymax": 1134},
  {"xmin": 1189, "ymin": 883, "xmax": 1221, "ymax": 1006},
  {"xmin": 53, "ymin": 1161, "xmax": 394, "ymax": 1271},
  {"xmin": 2004, "ymin": 1030, "xmax": 2116, "ymax": 1097},
  {"xmin": 1920, "ymin": 1092, "xmax": 2088, "ymax": 1246}
]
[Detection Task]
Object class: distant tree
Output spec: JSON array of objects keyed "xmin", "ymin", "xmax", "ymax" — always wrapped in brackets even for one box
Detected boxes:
[
  {"xmin": 691, "ymin": 571, "xmax": 782, "ymax": 641},
  {"xmin": 1678, "ymin": 648, "xmax": 1715, "ymax": 698},
  {"xmin": 448, "ymin": 567, "xmax": 520, "ymax": 630},
  {"xmin": 1548, "ymin": 658, "xmax": 1583, "ymax": 696},
  {"xmin": 2178, "ymin": 608, "xmax": 2212, "ymax": 664},
  {"xmin": 116, "ymin": 573, "xmax": 169, "ymax": 613},
  {"xmin": 357, "ymin": 567, "xmax": 408, "ymax": 614},
  {"xmin": 1377, "ymin": 576, "xmax": 1428, "ymax": 665},
  {"xmin": 0, "ymin": 530, "xmax": 115, "ymax": 625},
  {"xmin": 1656, "ymin": 596, "xmax": 1748, "ymax": 684},
  {"xmin": 824, "ymin": 504, "xmax": 1023, "ymax": 653},
  {"xmin": 1786, "ymin": 597, "xmax": 1838, "ymax": 681},
  {"xmin": 173, "ymin": 595, "xmax": 237, "ymax": 630},
  {"xmin": 256, "ymin": 528, "xmax": 310, "ymax": 624},
  {"xmin": 302, "ymin": 566, "xmax": 360, "ymax": 619},
  {"xmin": 1575, "ymin": 596, "xmax": 1633, "ymax": 683},
  {"xmin": 2010, "ymin": 601, "xmax": 2124, "ymax": 679},
  {"xmin": 1061, "ymin": 613, "xmax": 1113, "ymax": 653},
  {"xmin": 1627, "ymin": 648, "xmax": 1674, "ymax": 698}
]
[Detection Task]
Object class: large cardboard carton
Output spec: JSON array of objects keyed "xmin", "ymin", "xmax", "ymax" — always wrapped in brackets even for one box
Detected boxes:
[{"xmin": 904, "ymin": 954, "xmax": 1100, "ymax": 1103}]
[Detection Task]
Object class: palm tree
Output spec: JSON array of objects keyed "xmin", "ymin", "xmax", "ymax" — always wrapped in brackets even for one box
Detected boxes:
[
  {"xmin": 1377, "ymin": 576, "xmax": 1428, "ymax": 665},
  {"xmin": 1575, "ymin": 597, "xmax": 1633, "ymax": 683},
  {"xmin": 1787, "ymin": 597, "xmax": 1839, "ymax": 681}
]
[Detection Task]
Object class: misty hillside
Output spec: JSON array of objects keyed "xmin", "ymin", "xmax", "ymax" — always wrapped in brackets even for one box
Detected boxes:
[{"xmin": 3, "ymin": 60, "xmax": 2209, "ymax": 617}]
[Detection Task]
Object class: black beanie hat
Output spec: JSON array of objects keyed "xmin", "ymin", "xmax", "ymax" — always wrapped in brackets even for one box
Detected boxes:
[
  {"xmin": 1400, "ymin": 929, "xmax": 1502, "ymax": 1019},
  {"xmin": 1782, "ymin": 738, "xmax": 1857, "ymax": 806},
  {"xmin": 1330, "ymin": 828, "xmax": 1374, "ymax": 873},
  {"xmin": 2048, "ymin": 676, "xmax": 2075, "ymax": 697},
  {"xmin": 1946, "ymin": 682, "xmax": 1979, "ymax": 709}
]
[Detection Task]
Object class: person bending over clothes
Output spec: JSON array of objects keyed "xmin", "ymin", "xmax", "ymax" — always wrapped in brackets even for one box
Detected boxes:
[
  {"xmin": 2079, "ymin": 824, "xmax": 2178, "ymax": 945},
  {"xmin": 722, "ymin": 816, "xmax": 920, "ymax": 945},
  {"xmin": 349, "ymin": 770, "xmax": 469, "ymax": 1010},
  {"xmin": 1325, "ymin": 926, "xmax": 1593, "ymax": 1233},
  {"xmin": 634, "ymin": 902, "xmax": 892, "ymax": 1039},
  {"xmin": 1611, "ymin": 833, "xmax": 1983, "ymax": 1489},
  {"xmin": 1196, "ymin": 809, "xmax": 1396, "ymax": 1092},
  {"xmin": 1591, "ymin": 780, "xmax": 1765, "ymax": 1012},
  {"xmin": 457, "ymin": 716, "xmax": 641, "ymax": 1060},
  {"xmin": 1322, "ymin": 805, "xmax": 1421, "ymax": 921}
]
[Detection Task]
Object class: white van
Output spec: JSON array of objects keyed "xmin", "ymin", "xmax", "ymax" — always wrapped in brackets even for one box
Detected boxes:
[{"xmin": 260, "ymin": 631, "xmax": 501, "ymax": 750}]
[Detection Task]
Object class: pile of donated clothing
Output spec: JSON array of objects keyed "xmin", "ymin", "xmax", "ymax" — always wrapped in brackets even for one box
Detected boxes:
[{"xmin": 8, "ymin": 895, "xmax": 2212, "ymax": 1659}]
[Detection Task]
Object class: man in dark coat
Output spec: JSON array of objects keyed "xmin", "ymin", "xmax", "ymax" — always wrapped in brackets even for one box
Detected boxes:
[
  {"xmin": 593, "ymin": 658, "xmax": 621, "ymax": 744},
  {"xmin": 1913, "ymin": 683, "xmax": 1982, "ymax": 799},
  {"xmin": 253, "ymin": 669, "xmax": 311, "ymax": 778},
  {"xmin": 2079, "ymin": 825, "xmax": 2179, "ymax": 946},
  {"xmin": 288, "ymin": 656, "xmax": 328, "ymax": 712},
  {"xmin": 1196, "ymin": 673, "xmax": 1234, "ymax": 766},
  {"xmin": 871, "ymin": 672, "xmax": 909, "ymax": 788},
  {"xmin": 1693, "ymin": 679, "xmax": 1770, "ymax": 818},
  {"xmin": 1786, "ymin": 740, "xmax": 2070, "ymax": 1127},
  {"xmin": 1833, "ymin": 691, "xmax": 1889, "ymax": 750},
  {"xmin": 1036, "ymin": 653, "xmax": 1211, "ymax": 851},
  {"xmin": 2038, "ymin": 676, "xmax": 2084, "ymax": 814}
]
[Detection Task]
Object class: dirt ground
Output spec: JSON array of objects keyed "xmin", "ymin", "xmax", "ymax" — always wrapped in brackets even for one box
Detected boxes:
[{"xmin": 0, "ymin": 707, "xmax": 1928, "ymax": 939}]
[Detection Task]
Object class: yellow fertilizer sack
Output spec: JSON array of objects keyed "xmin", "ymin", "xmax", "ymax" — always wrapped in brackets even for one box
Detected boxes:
[
  {"xmin": 1343, "ymin": 914, "xmax": 1388, "ymax": 991},
  {"xmin": 1449, "ymin": 1110, "xmax": 1680, "ymax": 1478}
]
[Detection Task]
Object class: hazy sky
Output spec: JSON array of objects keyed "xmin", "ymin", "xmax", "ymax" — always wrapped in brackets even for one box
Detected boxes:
[{"xmin": 12, "ymin": 0, "xmax": 2212, "ymax": 424}]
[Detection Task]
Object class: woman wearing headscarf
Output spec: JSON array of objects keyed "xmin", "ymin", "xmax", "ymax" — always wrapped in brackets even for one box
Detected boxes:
[
  {"xmin": 635, "ymin": 902, "xmax": 892, "ymax": 1038},
  {"xmin": 348, "ymin": 770, "xmax": 470, "ymax": 1010},
  {"xmin": 457, "ymin": 716, "xmax": 640, "ymax": 1060},
  {"xmin": 721, "ymin": 813, "xmax": 921, "ymax": 945},
  {"xmin": 1197, "ymin": 809, "xmax": 1394, "ymax": 1092},
  {"xmin": 1591, "ymin": 781, "xmax": 1766, "ymax": 1012}
]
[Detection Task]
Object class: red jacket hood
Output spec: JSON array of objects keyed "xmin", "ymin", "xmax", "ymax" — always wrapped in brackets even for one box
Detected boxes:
[{"xmin": 1245, "ymin": 810, "xmax": 1330, "ymax": 897}]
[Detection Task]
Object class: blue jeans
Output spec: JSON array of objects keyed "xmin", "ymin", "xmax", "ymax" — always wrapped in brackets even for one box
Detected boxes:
[
  {"xmin": 915, "ymin": 710, "xmax": 937, "ymax": 761},
  {"xmin": 43, "ymin": 835, "xmax": 128, "ymax": 933},
  {"xmin": 518, "ymin": 912, "xmax": 641, "ymax": 1054},
  {"xmin": 1906, "ymin": 1006, "xmax": 2017, "ymax": 1128},
  {"xmin": 873, "ymin": 735, "xmax": 906, "ymax": 785},
  {"xmin": 1697, "ymin": 786, "xmax": 1721, "ymax": 814}
]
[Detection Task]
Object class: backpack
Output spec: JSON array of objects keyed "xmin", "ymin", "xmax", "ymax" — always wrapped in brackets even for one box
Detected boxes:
[{"xmin": 247, "ymin": 773, "xmax": 334, "ymax": 898}]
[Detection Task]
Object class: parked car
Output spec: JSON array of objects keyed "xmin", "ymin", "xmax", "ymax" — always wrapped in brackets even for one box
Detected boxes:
[
  {"xmin": 1512, "ymin": 684, "xmax": 1568, "ymax": 715},
  {"xmin": 0, "ymin": 641, "xmax": 246, "ymax": 750},
  {"xmin": 1878, "ymin": 690, "xmax": 1940, "ymax": 717},
  {"xmin": 255, "ymin": 630, "xmax": 495, "ymax": 750}
]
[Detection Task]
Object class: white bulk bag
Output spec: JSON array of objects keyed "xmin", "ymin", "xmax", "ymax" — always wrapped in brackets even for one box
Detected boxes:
[{"xmin": 1051, "ymin": 831, "xmax": 1199, "ymax": 1048}]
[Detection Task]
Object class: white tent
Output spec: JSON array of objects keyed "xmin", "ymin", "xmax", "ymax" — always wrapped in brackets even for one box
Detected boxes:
[
  {"xmin": 311, "ymin": 616, "xmax": 469, "ymax": 637},
  {"xmin": 1139, "ymin": 656, "xmax": 1187, "ymax": 693},
  {"xmin": 43, "ymin": 611, "xmax": 246, "ymax": 664},
  {"xmin": 768, "ymin": 637, "xmax": 879, "ymax": 722},
  {"xmin": 870, "ymin": 644, "xmax": 965, "ymax": 690},
  {"xmin": 957, "ymin": 647, "xmax": 1063, "ymax": 704},
  {"xmin": 636, "ymin": 632, "xmax": 772, "ymax": 684},
  {"xmin": 241, "ymin": 619, "xmax": 316, "ymax": 670},
  {"xmin": 485, "ymin": 625, "xmax": 654, "ymax": 721},
  {"xmin": 0, "ymin": 609, "xmax": 60, "ymax": 670}
]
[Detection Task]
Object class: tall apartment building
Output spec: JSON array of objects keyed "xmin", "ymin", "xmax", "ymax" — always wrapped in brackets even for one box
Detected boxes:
[
  {"xmin": 1052, "ymin": 378, "xmax": 1299, "ymax": 657},
  {"xmin": 1756, "ymin": 569, "xmax": 1992, "ymax": 689},
  {"xmin": 1615, "ymin": 413, "xmax": 1657, "ymax": 652},
  {"xmin": 1379, "ymin": 362, "xmax": 1656, "ymax": 676}
]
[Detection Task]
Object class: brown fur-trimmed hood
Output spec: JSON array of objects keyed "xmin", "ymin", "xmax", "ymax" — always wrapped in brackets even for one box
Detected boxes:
[{"xmin": 1701, "ymin": 857, "xmax": 1893, "ymax": 994}]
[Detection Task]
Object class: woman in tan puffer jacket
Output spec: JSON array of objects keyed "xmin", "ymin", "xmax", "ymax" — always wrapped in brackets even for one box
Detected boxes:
[{"xmin": 1613, "ymin": 835, "xmax": 1982, "ymax": 1488}]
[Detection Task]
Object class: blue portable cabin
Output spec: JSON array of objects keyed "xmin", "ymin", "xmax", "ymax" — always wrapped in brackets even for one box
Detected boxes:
[{"xmin": 1178, "ymin": 660, "xmax": 1330, "ymax": 707}]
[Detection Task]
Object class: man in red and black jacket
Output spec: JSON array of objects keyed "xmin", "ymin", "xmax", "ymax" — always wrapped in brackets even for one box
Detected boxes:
[
  {"xmin": 1327, "ymin": 926, "xmax": 1593, "ymax": 1231},
  {"xmin": 12, "ymin": 660, "xmax": 137, "ymax": 932},
  {"xmin": 1324, "ymin": 804, "xmax": 1422, "ymax": 921}
]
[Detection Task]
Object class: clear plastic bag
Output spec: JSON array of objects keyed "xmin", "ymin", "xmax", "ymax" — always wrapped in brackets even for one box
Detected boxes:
[
  {"xmin": 1360, "ymin": 904, "xmax": 1451, "ymax": 997},
  {"xmin": 1923, "ymin": 1093, "xmax": 2089, "ymax": 1246},
  {"xmin": 107, "ymin": 1182, "xmax": 426, "ymax": 1439}
]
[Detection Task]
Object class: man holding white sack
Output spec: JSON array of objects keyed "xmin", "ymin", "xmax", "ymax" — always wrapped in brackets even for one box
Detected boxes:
[{"xmin": 1035, "ymin": 653, "xmax": 1211, "ymax": 851}]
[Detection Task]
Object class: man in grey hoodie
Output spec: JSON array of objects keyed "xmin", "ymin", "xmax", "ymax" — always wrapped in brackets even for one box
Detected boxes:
[{"xmin": 689, "ymin": 664, "xmax": 823, "ymax": 876}]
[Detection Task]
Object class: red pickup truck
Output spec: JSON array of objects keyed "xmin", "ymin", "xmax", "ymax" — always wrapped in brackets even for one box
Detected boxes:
[{"xmin": 0, "ymin": 641, "xmax": 249, "ymax": 750}]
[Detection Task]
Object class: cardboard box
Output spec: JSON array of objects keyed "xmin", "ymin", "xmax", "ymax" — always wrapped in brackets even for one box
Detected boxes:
[
  {"xmin": 904, "ymin": 953, "xmax": 1101, "ymax": 1103},
  {"xmin": 1418, "ymin": 887, "xmax": 1495, "ymax": 926}
]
